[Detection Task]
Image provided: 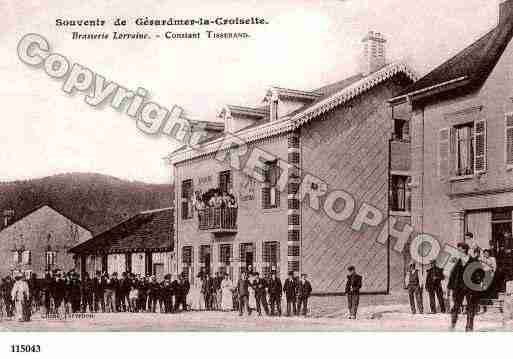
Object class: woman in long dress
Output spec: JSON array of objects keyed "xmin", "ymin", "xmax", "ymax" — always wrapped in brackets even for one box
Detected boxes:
[
  {"xmin": 191, "ymin": 278, "xmax": 205, "ymax": 311},
  {"xmin": 220, "ymin": 274, "xmax": 233, "ymax": 311}
]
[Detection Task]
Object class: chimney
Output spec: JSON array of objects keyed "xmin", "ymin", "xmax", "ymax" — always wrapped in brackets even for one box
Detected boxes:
[
  {"xmin": 2, "ymin": 209, "xmax": 14, "ymax": 228},
  {"xmin": 360, "ymin": 31, "xmax": 387, "ymax": 75},
  {"xmin": 499, "ymin": 0, "xmax": 513, "ymax": 24}
]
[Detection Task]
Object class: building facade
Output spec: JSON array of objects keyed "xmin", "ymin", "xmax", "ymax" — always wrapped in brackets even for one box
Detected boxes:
[
  {"xmin": 70, "ymin": 208, "xmax": 174, "ymax": 280},
  {"xmin": 0, "ymin": 205, "xmax": 92, "ymax": 277},
  {"xmin": 389, "ymin": 0, "xmax": 513, "ymax": 289},
  {"xmin": 168, "ymin": 32, "xmax": 417, "ymax": 294}
]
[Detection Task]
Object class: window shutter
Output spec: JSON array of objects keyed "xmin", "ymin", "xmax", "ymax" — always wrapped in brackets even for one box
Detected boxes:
[
  {"xmin": 474, "ymin": 119, "xmax": 487, "ymax": 173},
  {"xmin": 506, "ymin": 114, "xmax": 513, "ymax": 166},
  {"xmin": 438, "ymin": 128, "xmax": 450, "ymax": 179}
]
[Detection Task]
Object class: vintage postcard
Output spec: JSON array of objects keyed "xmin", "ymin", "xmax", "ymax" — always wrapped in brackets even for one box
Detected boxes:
[{"xmin": 1, "ymin": 0, "xmax": 513, "ymax": 345}]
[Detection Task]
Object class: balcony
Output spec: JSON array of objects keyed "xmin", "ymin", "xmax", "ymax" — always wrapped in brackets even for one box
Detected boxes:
[{"xmin": 198, "ymin": 207, "xmax": 238, "ymax": 233}]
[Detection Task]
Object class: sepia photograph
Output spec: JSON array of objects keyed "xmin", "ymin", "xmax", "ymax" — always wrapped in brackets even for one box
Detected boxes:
[{"xmin": 1, "ymin": 1, "xmax": 513, "ymax": 352}]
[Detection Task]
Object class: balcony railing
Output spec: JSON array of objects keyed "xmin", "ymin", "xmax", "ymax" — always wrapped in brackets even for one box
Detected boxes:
[{"xmin": 198, "ymin": 207, "xmax": 238, "ymax": 233}]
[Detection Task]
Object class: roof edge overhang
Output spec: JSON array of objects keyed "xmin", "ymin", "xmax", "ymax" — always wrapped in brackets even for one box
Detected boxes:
[
  {"xmin": 167, "ymin": 62, "xmax": 417, "ymax": 165},
  {"xmin": 388, "ymin": 76, "xmax": 469, "ymax": 106}
]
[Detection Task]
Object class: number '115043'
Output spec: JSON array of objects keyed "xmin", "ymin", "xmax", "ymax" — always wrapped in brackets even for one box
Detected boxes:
[{"xmin": 10, "ymin": 345, "xmax": 41, "ymax": 353}]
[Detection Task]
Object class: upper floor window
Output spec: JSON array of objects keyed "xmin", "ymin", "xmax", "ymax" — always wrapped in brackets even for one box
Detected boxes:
[
  {"xmin": 45, "ymin": 250, "xmax": 56, "ymax": 269},
  {"xmin": 262, "ymin": 160, "xmax": 280, "ymax": 209},
  {"xmin": 181, "ymin": 179, "xmax": 194, "ymax": 219},
  {"xmin": 390, "ymin": 175, "xmax": 411, "ymax": 212},
  {"xmin": 438, "ymin": 119, "xmax": 486, "ymax": 180},
  {"xmin": 393, "ymin": 119, "xmax": 410, "ymax": 141},
  {"xmin": 218, "ymin": 170, "xmax": 232, "ymax": 194},
  {"xmin": 454, "ymin": 123, "xmax": 475, "ymax": 176}
]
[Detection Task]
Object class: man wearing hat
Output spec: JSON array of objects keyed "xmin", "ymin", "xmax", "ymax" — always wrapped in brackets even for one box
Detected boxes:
[
  {"xmin": 425, "ymin": 259, "xmax": 446, "ymax": 314},
  {"xmin": 448, "ymin": 241, "xmax": 483, "ymax": 331},
  {"xmin": 11, "ymin": 271, "xmax": 30, "ymax": 322},
  {"xmin": 405, "ymin": 261, "xmax": 424, "ymax": 314},
  {"xmin": 297, "ymin": 273, "xmax": 312, "ymax": 316},
  {"xmin": 268, "ymin": 271, "xmax": 282, "ymax": 316},
  {"xmin": 283, "ymin": 271, "xmax": 297, "ymax": 316},
  {"xmin": 345, "ymin": 266, "xmax": 362, "ymax": 319}
]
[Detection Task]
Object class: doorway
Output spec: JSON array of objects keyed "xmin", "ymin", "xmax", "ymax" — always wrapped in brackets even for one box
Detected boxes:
[{"xmin": 491, "ymin": 208, "xmax": 513, "ymax": 291}]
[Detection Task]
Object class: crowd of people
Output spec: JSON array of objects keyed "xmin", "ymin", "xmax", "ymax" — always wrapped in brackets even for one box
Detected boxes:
[
  {"xmin": 0, "ymin": 265, "xmax": 315, "ymax": 322},
  {"xmin": 0, "ymin": 269, "xmax": 192, "ymax": 321},
  {"xmin": 404, "ymin": 232, "xmax": 500, "ymax": 331},
  {"xmin": 193, "ymin": 189, "xmax": 238, "ymax": 212},
  {"xmin": 190, "ymin": 267, "xmax": 313, "ymax": 317}
]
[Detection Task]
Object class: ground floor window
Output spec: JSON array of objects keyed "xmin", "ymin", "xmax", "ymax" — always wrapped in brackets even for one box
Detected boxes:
[
  {"xmin": 262, "ymin": 241, "xmax": 280, "ymax": 277},
  {"xmin": 199, "ymin": 245, "xmax": 212, "ymax": 275},
  {"xmin": 390, "ymin": 175, "xmax": 411, "ymax": 212},
  {"xmin": 239, "ymin": 243, "xmax": 255, "ymax": 273}
]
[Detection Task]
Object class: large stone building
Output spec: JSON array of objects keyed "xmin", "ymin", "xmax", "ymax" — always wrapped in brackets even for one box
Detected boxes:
[
  {"xmin": 70, "ymin": 208, "xmax": 174, "ymax": 280},
  {"xmin": 0, "ymin": 205, "xmax": 92, "ymax": 277},
  {"xmin": 389, "ymin": 0, "xmax": 513, "ymax": 290},
  {"xmin": 167, "ymin": 32, "xmax": 417, "ymax": 294}
]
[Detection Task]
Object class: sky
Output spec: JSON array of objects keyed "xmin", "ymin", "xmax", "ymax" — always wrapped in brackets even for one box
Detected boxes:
[{"xmin": 0, "ymin": 0, "xmax": 500, "ymax": 184}]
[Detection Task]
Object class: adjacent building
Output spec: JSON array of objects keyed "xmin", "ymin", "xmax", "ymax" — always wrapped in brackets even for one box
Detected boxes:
[
  {"xmin": 70, "ymin": 208, "xmax": 174, "ymax": 280},
  {"xmin": 389, "ymin": 0, "xmax": 513, "ymax": 290},
  {"xmin": 0, "ymin": 205, "xmax": 92, "ymax": 277},
  {"xmin": 167, "ymin": 32, "xmax": 418, "ymax": 294}
]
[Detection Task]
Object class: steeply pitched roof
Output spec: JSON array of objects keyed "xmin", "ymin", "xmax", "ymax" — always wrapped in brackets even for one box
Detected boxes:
[
  {"xmin": 70, "ymin": 208, "xmax": 173, "ymax": 254},
  {"xmin": 400, "ymin": 17, "xmax": 513, "ymax": 97}
]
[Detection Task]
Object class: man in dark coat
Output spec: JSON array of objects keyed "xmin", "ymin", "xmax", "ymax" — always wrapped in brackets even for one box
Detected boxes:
[
  {"xmin": 118, "ymin": 272, "xmax": 131, "ymax": 312},
  {"xmin": 1, "ymin": 276, "xmax": 14, "ymax": 318},
  {"xmin": 52, "ymin": 271, "xmax": 66, "ymax": 314},
  {"xmin": 92, "ymin": 271, "xmax": 105, "ymax": 313},
  {"xmin": 345, "ymin": 266, "xmax": 362, "ymax": 319},
  {"xmin": 448, "ymin": 242, "xmax": 484, "ymax": 331},
  {"xmin": 253, "ymin": 272, "xmax": 269, "ymax": 316},
  {"xmin": 161, "ymin": 275, "xmax": 174, "ymax": 313},
  {"xmin": 236, "ymin": 271, "xmax": 251, "ymax": 316},
  {"xmin": 175, "ymin": 273, "xmax": 190, "ymax": 312},
  {"xmin": 297, "ymin": 273, "xmax": 313, "ymax": 316},
  {"xmin": 283, "ymin": 271, "xmax": 297, "ymax": 316},
  {"xmin": 405, "ymin": 262, "xmax": 424, "ymax": 314},
  {"xmin": 147, "ymin": 275, "xmax": 159, "ymax": 313},
  {"xmin": 70, "ymin": 273, "xmax": 82, "ymax": 313},
  {"xmin": 425, "ymin": 260, "xmax": 446, "ymax": 314},
  {"xmin": 40, "ymin": 272, "xmax": 52, "ymax": 315},
  {"xmin": 267, "ymin": 271, "xmax": 282, "ymax": 316},
  {"xmin": 202, "ymin": 273, "xmax": 214, "ymax": 310},
  {"xmin": 81, "ymin": 272, "xmax": 93, "ymax": 313}
]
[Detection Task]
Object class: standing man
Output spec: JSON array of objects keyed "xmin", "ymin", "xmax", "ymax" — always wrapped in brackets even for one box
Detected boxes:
[
  {"xmin": 268, "ymin": 271, "xmax": 282, "ymax": 316},
  {"xmin": 11, "ymin": 272, "xmax": 30, "ymax": 322},
  {"xmin": 283, "ymin": 271, "xmax": 297, "ymax": 317},
  {"xmin": 297, "ymin": 274, "xmax": 312, "ymax": 316},
  {"xmin": 253, "ymin": 272, "xmax": 269, "ymax": 316},
  {"xmin": 202, "ymin": 273, "xmax": 214, "ymax": 311},
  {"xmin": 92, "ymin": 271, "xmax": 105, "ymax": 313},
  {"xmin": 236, "ymin": 271, "xmax": 251, "ymax": 316},
  {"xmin": 1, "ymin": 276, "xmax": 14, "ymax": 319},
  {"xmin": 175, "ymin": 273, "xmax": 190, "ymax": 312},
  {"xmin": 448, "ymin": 242, "xmax": 483, "ymax": 331},
  {"xmin": 345, "ymin": 266, "xmax": 362, "ymax": 319},
  {"xmin": 405, "ymin": 262, "xmax": 424, "ymax": 314},
  {"xmin": 425, "ymin": 260, "xmax": 446, "ymax": 314},
  {"xmin": 147, "ymin": 275, "xmax": 159, "ymax": 313},
  {"xmin": 81, "ymin": 272, "xmax": 93, "ymax": 313}
]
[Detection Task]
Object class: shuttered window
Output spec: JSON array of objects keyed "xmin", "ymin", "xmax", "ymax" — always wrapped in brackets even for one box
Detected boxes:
[
  {"xmin": 474, "ymin": 119, "xmax": 487, "ymax": 173},
  {"xmin": 181, "ymin": 179, "xmax": 193, "ymax": 219},
  {"xmin": 506, "ymin": 114, "xmax": 513, "ymax": 166},
  {"xmin": 438, "ymin": 128, "xmax": 449, "ymax": 179}
]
